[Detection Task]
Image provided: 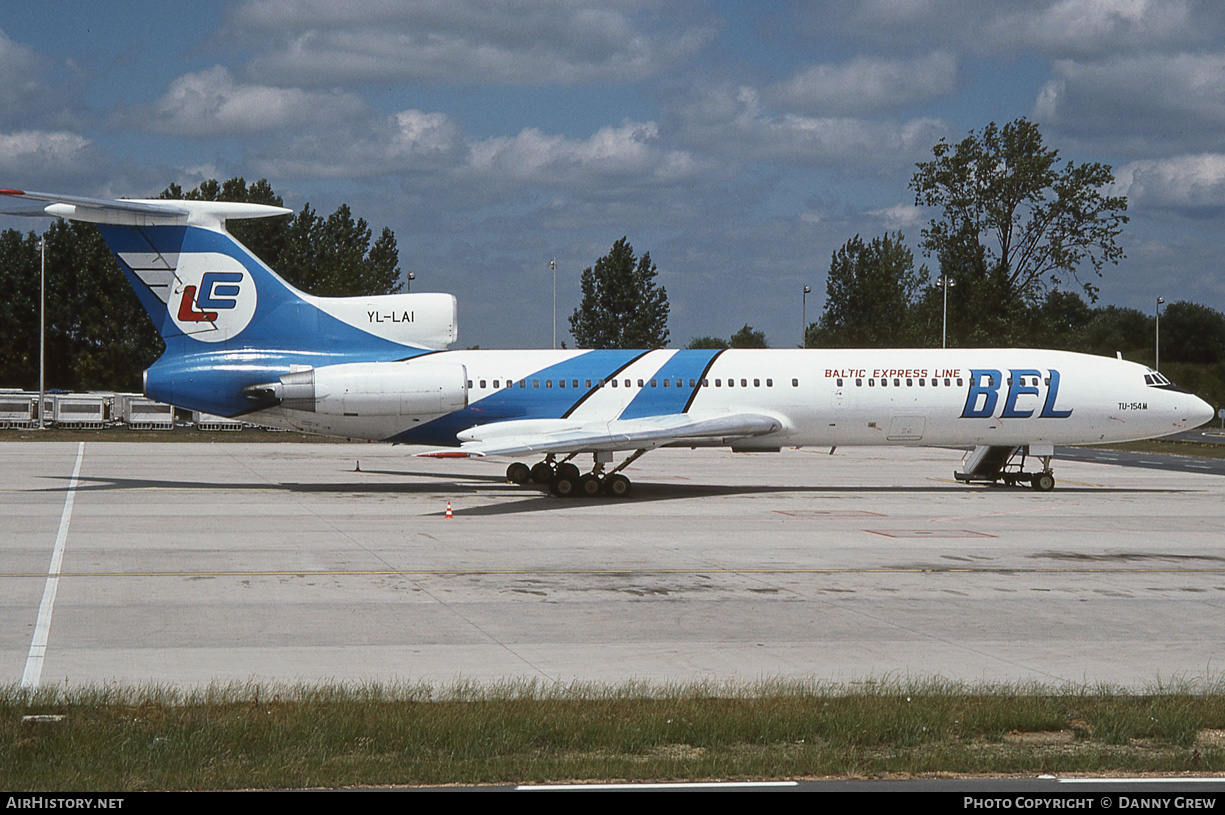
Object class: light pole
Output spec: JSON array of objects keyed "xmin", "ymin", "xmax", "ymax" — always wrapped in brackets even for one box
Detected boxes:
[
  {"xmin": 38, "ymin": 234, "xmax": 46, "ymax": 431},
  {"xmin": 550, "ymin": 258, "xmax": 557, "ymax": 349},
  {"xmin": 936, "ymin": 275, "xmax": 956, "ymax": 349},
  {"xmin": 405, "ymin": 271, "xmax": 414, "ymax": 292},
  {"xmin": 801, "ymin": 285, "xmax": 811, "ymax": 348},
  {"xmin": 1156, "ymin": 296, "xmax": 1165, "ymax": 371}
]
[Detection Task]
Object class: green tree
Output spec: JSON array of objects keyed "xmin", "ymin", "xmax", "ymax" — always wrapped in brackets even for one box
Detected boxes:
[
  {"xmin": 0, "ymin": 229, "xmax": 43, "ymax": 388},
  {"xmin": 686, "ymin": 335, "xmax": 729, "ymax": 350},
  {"xmin": 729, "ymin": 324, "xmax": 767, "ymax": 348},
  {"xmin": 1081, "ymin": 305, "xmax": 1151, "ymax": 359},
  {"xmin": 569, "ymin": 237, "xmax": 670, "ymax": 349},
  {"xmin": 911, "ymin": 118, "xmax": 1127, "ymax": 308},
  {"xmin": 810, "ymin": 232, "xmax": 927, "ymax": 348},
  {"xmin": 0, "ymin": 220, "xmax": 163, "ymax": 391},
  {"xmin": 1162, "ymin": 301, "xmax": 1225, "ymax": 365},
  {"xmin": 1031, "ymin": 290, "xmax": 1094, "ymax": 350}
]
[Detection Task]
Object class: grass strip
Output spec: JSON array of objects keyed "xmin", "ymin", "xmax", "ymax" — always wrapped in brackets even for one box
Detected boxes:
[{"xmin": 4, "ymin": 677, "xmax": 1225, "ymax": 790}]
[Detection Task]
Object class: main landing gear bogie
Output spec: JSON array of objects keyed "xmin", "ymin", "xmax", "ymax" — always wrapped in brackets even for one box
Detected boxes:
[{"xmin": 505, "ymin": 453, "xmax": 640, "ymax": 499}]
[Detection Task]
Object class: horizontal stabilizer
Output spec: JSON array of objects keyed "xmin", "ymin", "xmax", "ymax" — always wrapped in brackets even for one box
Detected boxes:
[{"xmin": 1, "ymin": 188, "xmax": 290, "ymax": 230}]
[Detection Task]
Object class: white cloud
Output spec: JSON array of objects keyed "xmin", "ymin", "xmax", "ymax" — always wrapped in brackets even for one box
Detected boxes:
[
  {"xmin": 467, "ymin": 121, "xmax": 700, "ymax": 185},
  {"xmin": 838, "ymin": 0, "xmax": 1209, "ymax": 59},
  {"xmin": 867, "ymin": 202, "xmax": 925, "ymax": 229},
  {"xmin": 0, "ymin": 130, "xmax": 93, "ymax": 175},
  {"xmin": 770, "ymin": 52, "xmax": 957, "ymax": 115},
  {"xmin": 256, "ymin": 107, "xmax": 465, "ymax": 178},
  {"xmin": 670, "ymin": 84, "xmax": 948, "ymax": 171},
  {"xmin": 148, "ymin": 66, "xmax": 368, "ymax": 136},
  {"xmin": 1034, "ymin": 51, "xmax": 1225, "ymax": 153},
  {"xmin": 228, "ymin": 0, "xmax": 716, "ymax": 86},
  {"xmin": 1112, "ymin": 154, "xmax": 1225, "ymax": 211},
  {"xmin": 991, "ymin": 0, "xmax": 1193, "ymax": 56}
]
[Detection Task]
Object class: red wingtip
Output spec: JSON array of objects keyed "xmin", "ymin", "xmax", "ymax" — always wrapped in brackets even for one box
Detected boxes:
[{"xmin": 0, "ymin": 189, "xmax": 25, "ymax": 196}]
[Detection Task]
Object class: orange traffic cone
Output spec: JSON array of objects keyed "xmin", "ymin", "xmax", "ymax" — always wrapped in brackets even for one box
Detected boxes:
[{"xmin": 445, "ymin": 501, "xmax": 453, "ymax": 519}]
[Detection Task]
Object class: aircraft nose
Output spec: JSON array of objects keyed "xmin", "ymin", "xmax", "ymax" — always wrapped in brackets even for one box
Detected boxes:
[{"xmin": 1189, "ymin": 394, "xmax": 1216, "ymax": 429}]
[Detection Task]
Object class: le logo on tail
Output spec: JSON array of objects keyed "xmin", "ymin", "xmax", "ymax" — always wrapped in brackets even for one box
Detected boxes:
[{"xmin": 168, "ymin": 258, "xmax": 257, "ymax": 342}]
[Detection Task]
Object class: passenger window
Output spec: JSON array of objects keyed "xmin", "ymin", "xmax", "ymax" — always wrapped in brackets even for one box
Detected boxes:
[
  {"xmin": 625, "ymin": 379, "xmax": 631, "ymax": 387},
  {"xmin": 467, "ymin": 380, "xmax": 473, "ymax": 388},
  {"xmin": 766, "ymin": 379, "xmax": 773, "ymax": 387},
  {"xmin": 611, "ymin": 379, "xmax": 618, "ymax": 387},
  {"xmin": 637, "ymin": 379, "xmax": 644, "ymax": 387},
  {"xmin": 677, "ymin": 379, "xmax": 683, "ymax": 387},
  {"xmin": 791, "ymin": 378, "xmax": 798, "ymax": 387},
  {"xmin": 906, "ymin": 378, "xmax": 913, "ymax": 386},
  {"xmin": 728, "ymin": 379, "xmax": 735, "ymax": 388},
  {"xmin": 741, "ymin": 379, "xmax": 747, "ymax": 387},
  {"xmin": 689, "ymin": 379, "xmax": 697, "ymax": 387},
  {"xmin": 480, "ymin": 380, "xmax": 486, "ymax": 388},
  {"xmin": 855, "ymin": 378, "xmax": 862, "ymax": 386},
  {"xmin": 919, "ymin": 379, "xmax": 925, "ymax": 386},
  {"xmin": 651, "ymin": 379, "xmax": 658, "ymax": 387},
  {"xmin": 493, "ymin": 380, "xmax": 500, "ymax": 388},
  {"xmin": 585, "ymin": 379, "xmax": 591, "ymax": 388},
  {"xmin": 533, "ymin": 380, "xmax": 540, "ymax": 388},
  {"xmin": 836, "ymin": 378, "xmax": 843, "ymax": 386},
  {"xmin": 868, "ymin": 379, "xmax": 875, "ymax": 387},
  {"xmin": 753, "ymin": 379, "xmax": 760, "ymax": 387},
  {"xmin": 558, "ymin": 379, "xmax": 564, "ymax": 388},
  {"xmin": 546, "ymin": 380, "xmax": 552, "ymax": 388},
  {"xmin": 519, "ymin": 380, "xmax": 526, "ymax": 388},
  {"xmin": 956, "ymin": 378, "xmax": 963, "ymax": 386}
]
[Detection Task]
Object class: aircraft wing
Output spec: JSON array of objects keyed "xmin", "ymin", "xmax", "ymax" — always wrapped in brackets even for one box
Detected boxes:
[{"xmin": 418, "ymin": 412, "xmax": 782, "ymax": 458}]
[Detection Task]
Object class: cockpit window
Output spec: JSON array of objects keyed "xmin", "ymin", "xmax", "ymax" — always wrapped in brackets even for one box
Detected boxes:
[{"xmin": 1144, "ymin": 371, "xmax": 1172, "ymax": 387}]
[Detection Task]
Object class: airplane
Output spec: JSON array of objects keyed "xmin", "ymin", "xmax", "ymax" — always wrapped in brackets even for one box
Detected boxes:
[{"xmin": 1, "ymin": 187, "xmax": 1215, "ymax": 497}]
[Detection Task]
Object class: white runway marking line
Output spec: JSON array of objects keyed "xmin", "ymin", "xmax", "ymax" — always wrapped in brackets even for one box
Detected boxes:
[{"xmin": 21, "ymin": 442, "xmax": 85, "ymax": 688}]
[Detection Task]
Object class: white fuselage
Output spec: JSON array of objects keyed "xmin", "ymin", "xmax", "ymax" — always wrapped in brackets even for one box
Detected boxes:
[{"xmin": 249, "ymin": 347, "xmax": 1211, "ymax": 449}]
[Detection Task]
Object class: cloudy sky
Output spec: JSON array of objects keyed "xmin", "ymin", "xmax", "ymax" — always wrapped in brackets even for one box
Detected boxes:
[{"xmin": 1, "ymin": 0, "xmax": 1223, "ymax": 348}]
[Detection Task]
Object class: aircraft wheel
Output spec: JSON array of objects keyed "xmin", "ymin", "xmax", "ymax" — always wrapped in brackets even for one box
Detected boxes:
[
  {"xmin": 1031, "ymin": 472, "xmax": 1055, "ymax": 492},
  {"xmin": 556, "ymin": 462, "xmax": 581, "ymax": 482},
  {"xmin": 550, "ymin": 474, "xmax": 578, "ymax": 498},
  {"xmin": 506, "ymin": 462, "xmax": 531, "ymax": 484},
  {"xmin": 577, "ymin": 474, "xmax": 603, "ymax": 498},
  {"xmin": 530, "ymin": 462, "xmax": 554, "ymax": 484},
  {"xmin": 603, "ymin": 473, "xmax": 632, "ymax": 498}
]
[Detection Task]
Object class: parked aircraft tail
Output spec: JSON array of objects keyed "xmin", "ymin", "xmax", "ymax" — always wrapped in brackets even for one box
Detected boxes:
[{"xmin": 0, "ymin": 188, "xmax": 454, "ymax": 415}]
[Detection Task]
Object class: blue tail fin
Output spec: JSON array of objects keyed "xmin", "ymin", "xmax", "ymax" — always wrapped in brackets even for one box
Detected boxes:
[{"xmin": 2, "ymin": 190, "xmax": 455, "ymax": 415}]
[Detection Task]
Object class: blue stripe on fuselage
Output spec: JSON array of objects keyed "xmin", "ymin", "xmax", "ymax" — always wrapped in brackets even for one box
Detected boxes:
[
  {"xmin": 389, "ymin": 349, "xmax": 644, "ymax": 445},
  {"xmin": 618, "ymin": 349, "xmax": 720, "ymax": 420}
]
